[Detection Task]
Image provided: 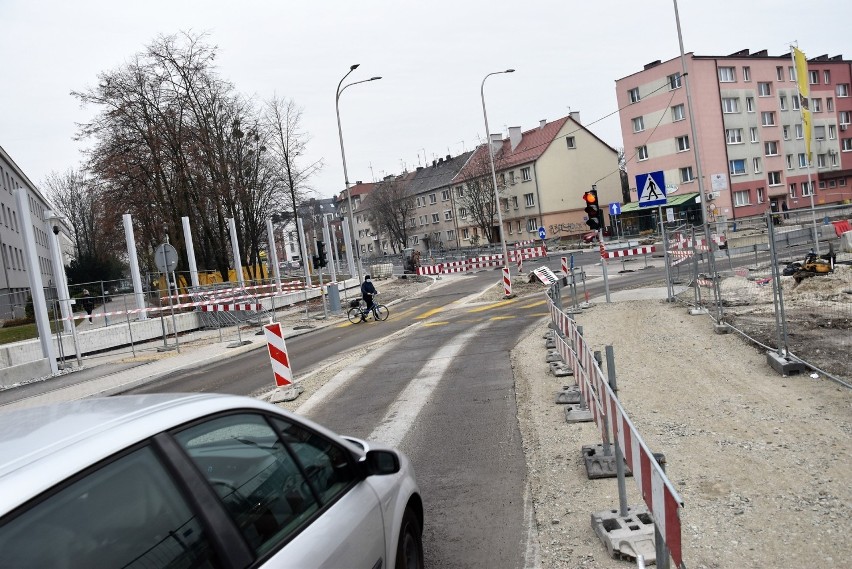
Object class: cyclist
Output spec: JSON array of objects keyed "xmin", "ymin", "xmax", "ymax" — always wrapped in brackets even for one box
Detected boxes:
[{"xmin": 360, "ymin": 274, "xmax": 378, "ymax": 321}]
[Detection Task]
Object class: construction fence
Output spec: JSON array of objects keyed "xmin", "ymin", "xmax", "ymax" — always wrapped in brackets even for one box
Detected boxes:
[{"xmin": 663, "ymin": 205, "xmax": 852, "ymax": 385}]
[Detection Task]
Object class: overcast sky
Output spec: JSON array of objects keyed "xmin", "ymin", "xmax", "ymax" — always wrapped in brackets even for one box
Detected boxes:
[{"xmin": 2, "ymin": 0, "xmax": 850, "ymax": 200}]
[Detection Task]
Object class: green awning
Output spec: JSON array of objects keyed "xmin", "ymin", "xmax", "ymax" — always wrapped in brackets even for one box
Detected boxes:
[{"xmin": 619, "ymin": 192, "xmax": 700, "ymax": 213}]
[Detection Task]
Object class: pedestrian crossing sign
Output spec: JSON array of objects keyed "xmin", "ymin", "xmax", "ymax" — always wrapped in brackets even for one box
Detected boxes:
[{"xmin": 636, "ymin": 171, "xmax": 667, "ymax": 207}]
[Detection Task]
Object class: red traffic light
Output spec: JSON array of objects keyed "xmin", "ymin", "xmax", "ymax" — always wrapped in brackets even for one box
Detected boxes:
[
  {"xmin": 583, "ymin": 189, "xmax": 601, "ymax": 230},
  {"xmin": 583, "ymin": 191, "xmax": 598, "ymax": 205}
]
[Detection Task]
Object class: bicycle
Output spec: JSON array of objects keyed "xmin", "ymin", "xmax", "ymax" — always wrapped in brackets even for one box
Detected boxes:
[{"xmin": 347, "ymin": 298, "xmax": 390, "ymax": 324}]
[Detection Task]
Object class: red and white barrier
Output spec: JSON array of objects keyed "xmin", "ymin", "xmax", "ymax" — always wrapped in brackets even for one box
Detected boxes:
[
  {"xmin": 502, "ymin": 267, "xmax": 512, "ymax": 296},
  {"xmin": 546, "ymin": 290, "xmax": 685, "ymax": 567},
  {"xmin": 200, "ymin": 303, "xmax": 264, "ymax": 312},
  {"xmin": 416, "ymin": 247, "xmax": 547, "ymax": 276},
  {"xmin": 561, "ymin": 256, "xmax": 568, "ymax": 275},
  {"xmin": 602, "ymin": 245, "xmax": 656, "ymax": 259},
  {"xmin": 263, "ymin": 322, "xmax": 293, "ymax": 386}
]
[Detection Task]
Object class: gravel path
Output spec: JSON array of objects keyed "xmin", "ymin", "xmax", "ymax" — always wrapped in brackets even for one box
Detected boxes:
[{"xmin": 514, "ymin": 295, "xmax": 851, "ymax": 568}]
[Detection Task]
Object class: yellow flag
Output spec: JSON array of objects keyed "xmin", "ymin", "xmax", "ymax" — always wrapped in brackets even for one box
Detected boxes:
[{"xmin": 793, "ymin": 47, "xmax": 812, "ymax": 160}]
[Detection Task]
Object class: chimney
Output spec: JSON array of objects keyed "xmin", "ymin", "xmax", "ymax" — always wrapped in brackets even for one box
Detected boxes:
[
  {"xmin": 539, "ymin": 119, "xmax": 546, "ymax": 130},
  {"xmin": 569, "ymin": 111, "xmax": 581, "ymax": 124},
  {"xmin": 489, "ymin": 133, "xmax": 503, "ymax": 156},
  {"xmin": 438, "ymin": 157, "xmax": 444, "ymax": 164},
  {"xmin": 432, "ymin": 159, "xmax": 437, "ymax": 167},
  {"xmin": 508, "ymin": 126, "xmax": 522, "ymax": 151},
  {"xmin": 445, "ymin": 154, "xmax": 452, "ymax": 161},
  {"xmin": 355, "ymin": 180, "xmax": 362, "ymax": 185},
  {"xmin": 416, "ymin": 166, "xmax": 423, "ymax": 171}
]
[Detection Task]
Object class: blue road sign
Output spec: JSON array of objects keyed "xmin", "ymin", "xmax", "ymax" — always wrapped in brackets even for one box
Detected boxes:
[
  {"xmin": 636, "ymin": 171, "xmax": 667, "ymax": 207},
  {"xmin": 538, "ymin": 226, "xmax": 547, "ymax": 239},
  {"xmin": 609, "ymin": 202, "xmax": 622, "ymax": 216}
]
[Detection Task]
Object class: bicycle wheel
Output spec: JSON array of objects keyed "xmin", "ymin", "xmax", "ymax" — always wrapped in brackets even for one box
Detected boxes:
[
  {"xmin": 347, "ymin": 307, "xmax": 364, "ymax": 324},
  {"xmin": 374, "ymin": 304, "xmax": 389, "ymax": 321}
]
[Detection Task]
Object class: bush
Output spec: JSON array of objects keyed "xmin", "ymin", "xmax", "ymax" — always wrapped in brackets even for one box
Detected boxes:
[{"xmin": 2, "ymin": 316, "xmax": 35, "ymax": 328}]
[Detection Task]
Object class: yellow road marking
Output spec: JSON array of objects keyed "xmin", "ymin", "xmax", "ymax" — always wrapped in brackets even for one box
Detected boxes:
[
  {"xmin": 490, "ymin": 315, "xmax": 516, "ymax": 321},
  {"xmin": 520, "ymin": 300, "xmax": 546, "ymax": 309},
  {"xmin": 415, "ymin": 306, "xmax": 445, "ymax": 320},
  {"xmin": 467, "ymin": 299, "xmax": 515, "ymax": 313},
  {"xmin": 423, "ymin": 321, "xmax": 450, "ymax": 327}
]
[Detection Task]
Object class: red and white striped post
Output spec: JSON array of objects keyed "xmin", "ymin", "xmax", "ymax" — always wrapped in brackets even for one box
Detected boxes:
[
  {"xmin": 516, "ymin": 249, "xmax": 523, "ymax": 273},
  {"xmin": 263, "ymin": 322, "xmax": 293, "ymax": 386},
  {"xmin": 502, "ymin": 267, "xmax": 512, "ymax": 297},
  {"xmin": 561, "ymin": 256, "xmax": 568, "ymax": 276}
]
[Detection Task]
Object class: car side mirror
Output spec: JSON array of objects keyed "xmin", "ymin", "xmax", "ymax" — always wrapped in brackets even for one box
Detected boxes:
[{"xmin": 363, "ymin": 449, "xmax": 400, "ymax": 476}]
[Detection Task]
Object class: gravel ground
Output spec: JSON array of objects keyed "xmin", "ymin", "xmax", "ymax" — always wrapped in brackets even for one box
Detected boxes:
[{"xmin": 514, "ymin": 295, "xmax": 852, "ymax": 569}]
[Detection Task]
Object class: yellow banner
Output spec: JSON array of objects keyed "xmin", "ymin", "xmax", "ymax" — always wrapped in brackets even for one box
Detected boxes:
[{"xmin": 793, "ymin": 47, "xmax": 812, "ymax": 160}]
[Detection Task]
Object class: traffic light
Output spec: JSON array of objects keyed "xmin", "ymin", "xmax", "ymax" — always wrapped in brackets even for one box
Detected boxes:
[
  {"xmin": 583, "ymin": 189, "xmax": 601, "ymax": 230},
  {"xmin": 316, "ymin": 241, "xmax": 328, "ymax": 268}
]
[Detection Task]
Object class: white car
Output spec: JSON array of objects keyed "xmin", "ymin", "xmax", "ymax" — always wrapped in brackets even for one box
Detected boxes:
[{"xmin": 0, "ymin": 394, "xmax": 423, "ymax": 569}]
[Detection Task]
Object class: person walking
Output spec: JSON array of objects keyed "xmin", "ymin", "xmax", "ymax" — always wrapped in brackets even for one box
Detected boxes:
[
  {"xmin": 81, "ymin": 289, "xmax": 95, "ymax": 323},
  {"xmin": 360, "ymin": 275, "xmax": 378, "ymax": 321}
]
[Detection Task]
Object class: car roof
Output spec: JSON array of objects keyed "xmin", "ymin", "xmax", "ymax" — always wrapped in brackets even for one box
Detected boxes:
[{"xmin": 0, "ymin": 393, "xmax": 338, "ymax": 516}]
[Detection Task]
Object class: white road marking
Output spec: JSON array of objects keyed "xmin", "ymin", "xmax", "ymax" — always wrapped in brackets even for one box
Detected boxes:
[{"xmin": 367, "ymin": 322, "xmax": 489, "ymax": 447}]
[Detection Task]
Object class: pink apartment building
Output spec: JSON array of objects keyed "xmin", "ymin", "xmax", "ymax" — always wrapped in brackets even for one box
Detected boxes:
[{"xmin": 616, "ymin": 49, "xmax": 852, "ymax": 222}]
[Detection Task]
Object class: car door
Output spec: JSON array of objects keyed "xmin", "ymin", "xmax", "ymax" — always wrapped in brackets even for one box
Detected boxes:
[{"xmin": 172, "ymin": 412, "xmax": 386, "ymax": 569}]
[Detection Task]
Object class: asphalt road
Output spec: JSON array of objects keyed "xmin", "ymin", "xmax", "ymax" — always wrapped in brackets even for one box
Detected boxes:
[{"xmin": 120, "ymin": 254, "xmax": 670, "ymax": 567}]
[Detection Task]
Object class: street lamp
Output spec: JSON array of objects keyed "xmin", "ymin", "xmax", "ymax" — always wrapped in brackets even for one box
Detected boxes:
[
  {"xmin": 481, "ymin": 69, "xmax": 515, "ymax": 272},
  {"xmin": 336, "ymin": 63, "xmax": 381, "ymax": 282}
]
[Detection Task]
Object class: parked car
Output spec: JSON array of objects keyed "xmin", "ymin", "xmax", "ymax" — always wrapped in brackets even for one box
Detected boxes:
[{"xmin": 0, "ymin": 394, "xmax": 423, "ymax": 569}]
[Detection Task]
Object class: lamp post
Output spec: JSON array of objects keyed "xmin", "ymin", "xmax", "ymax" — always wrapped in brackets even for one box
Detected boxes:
[
  {"xmin": 481, "ymin": 69, "xmax": 515, "ymax": 271},
  {"xmin": 336, "ymin": 64, "xmax": 381, "ymax": 282}
]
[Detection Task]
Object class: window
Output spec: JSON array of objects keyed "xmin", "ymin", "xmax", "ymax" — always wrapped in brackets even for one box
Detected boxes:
[
  {"xmin": 776, "ymin": 66, "xmax": 784, "ymax": 81},
  {"xmin": 783, "ymin": 125, "xmax": 790, "ymax": 140},
  {"xmin": 459, "ymin": 207, "xmax": 467, "ymax": 219},
  {"xmin": 516, "ymin": 220, "xmax": 522, "ymax": 233},
  {"xmin": 429, "ymin": 193, "xmax": 437, "ymax": 204},
  {"xmin": 838, "ymin": 84, "xmax": 850, "ymax": 97},
  {"xmin": 802, "ymin": 181, "xmax": 814, "ymax": 196},
  {"xmin": 809, "ymin": 70, "xmax": 819, "ymax": 85},
  {"xmin": 768, "ymin": 171, "xmax": 782, "ymax": 186},
  {"xmin": 441, "ymin": 189, "xmax": 450, "ymax": 201},
  {"xmin": 831, "ymin": 152, "xmax": 838, "ymax": 167},
  {"xmin": 786, "ymin": 154, "xmax": 794, "ymax": 169},
  {"xmin": 827, "ymin": 97, "xmax": 834, "ymax": 111},
  {"xmin": 512, "ymin": 196, "xmax": 519, "ymax": 209},
  {"xmin": 637, "ymin": 145, "xmax": 648, "ymax": 160},
  {"xmin": 817, "ymin": 154, "xmax": 827, "ymax": 168},
  {"xmin": 761, "ymin": 111, "xmax": 776, "ymax": 126},
  {"xmin": 447, "ymin": 229, "xmax": 455, "ymax": 240},
  {"xmin": 521, "ymin": 167, "xmax": 531, "ymax": 181},
  {"xmin": 668, "ymin": 72, "xmax": 682, "ymax": 89},
  {"xmin": 0, "ymin": 446, "xmax": 218, "ymax": 569},
  {"xmin": 812, "ymin": 98, "xmax": 822, "ymax": 112},
  {"xmin": 746, "ymin": 97, "xmax": 755, "ymax": 112},
  {"xmin": 758, "ymin": 82, "xmax": 772, "ymax": 97},
  {"xmin": 753, "ymin": 157, "xmax": 762, "ymax": 173},
  {"xmin": 843, "ymin": 139, "xmax": 852, "ymax": 152},
  {"xmin": 789, "ymin": 66, "xmax": 796, "ymax": 82},
  {"xmin": 409, "ymin": 217, "xmax": 416, "ymax": 228},
  {"xmin": 757, "ymin": 187, "xmax": 765, "ymax": 203},
  {"xmin": 444, "ymin": 210, "xmax": 452, "ymax": 221},
  {"xmin": 796, "ymin": 123, "xmax": 804, "ymax": 139},
  {"xmin": 676, "ymin": 135, "xmax": 690, "ymax": 152},
  {"xmin": 671, "ymin": 104, "xmax": 685, "ymax": 121},
  {"xmin": 840, "ymin": 111, "xmax": 851, "ymax": 125},
  {"xmin": 750, "ymin": 127, "xmax": 760, "ymax": 143},
  {"xmin": 722, "ymin": 97, "xmax": 740, "ymax": 113},
  {"xmin": 431, "ymin": 213, "xmax": 440, "ymax": 223},
  {"xmin": 789, "ymin": 183, "xmax": 797, "ymax": 197},
  {"xmin": 814, "ymin": 125, "xmax": 826, "ymax": 140},
  {"xmin": 719, "ymin": 67, "xmax": 736, "ymax": 82},
  {"xmin": 632, "ymin": 116, "xmax": 645, "ymax": 132},
  {"xmin": 499, "ymin": 173, "xmax": 506, "ymax": 186},
  {"xmin": 798, "ymin": 153, "xmax": 808, "ymax": 167},
  {"xmin": 628, "ymin": 87, "xmax": 640, "ymax": 103},
  {"xmin": 743, "ymin": 66, "xmax": 751, "ymax": 81},
  {"xmin": 509, "ymin": 171, "xmax": 516, "ymax": 184},
  {"xmin": 526, "ymin": 219, "xmax": 537, "ymax": 232},
  {"xmin": 733, "ymin": 190, "xmax": 750, "ymax": 206},
  {"xmin": 680, "ymin": 166, "xmax": 695, "ymax": 183},
  {"xmin": 524, "ymin": 193, "xmax": 535, "ymax": 207},
  {"xmin": 726, "ymin": 128, "xmax": 743, "ymax": 144},
  {"xmin": 566, "ymin": 136, "xmax": 576, "ymax": 148},
  {"xmin": 792, "ymin": 95, "xmax": 800, "ymax": 110},
  {"xmin": 765, "ymin": 141, "xmax": 779, "ymax": 156},
  {"xmin": 456, "ymin": 186, "xmax": 465, "ymax": 197},
  {"xmin": 462, "ymin": 228, "xmax": 469, "ymax": 239},
  {"xmin": 729, "ymin": 159, "xmax": 747, "ymax": 175},
  {"xmin": 779, "ymin": 95, "xmax": 787, "ymax": 110},
  {"xmin": 824, "ymin": 70, "xmax": 831, "ymax": 84}
]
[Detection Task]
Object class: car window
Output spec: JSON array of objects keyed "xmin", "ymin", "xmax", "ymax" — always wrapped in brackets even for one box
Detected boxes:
[
  {"xmin": 270, "ymin": 417, "xmax": 357, "ymax": 504},
  {"xmin": 0, "ymin": 446, "xmax": 218, "ymax": 569},
  {"xmin": 173, "ymin": 413, "xmax": 320, "ymax": 556}
]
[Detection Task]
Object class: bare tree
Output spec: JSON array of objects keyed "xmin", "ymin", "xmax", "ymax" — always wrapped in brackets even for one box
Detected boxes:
[
  {"xmin": 363, "ymin": 175, "xmax": 415, "ymax": 253},
  {"xmin": 455, "ymin": 146, "xmax": 502, "ymax": 243},
  {"xmin": 264, "ymin": 95, "xmax": 322, "ymax": 259}
]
